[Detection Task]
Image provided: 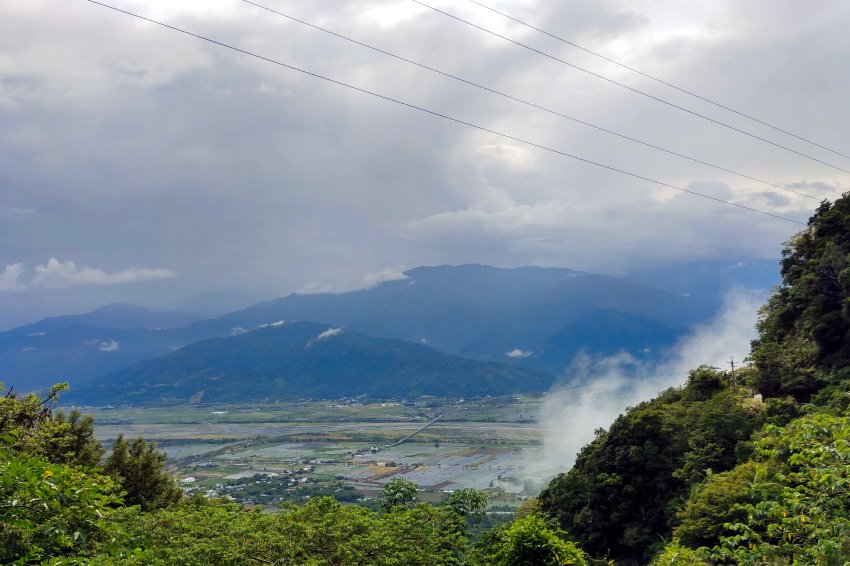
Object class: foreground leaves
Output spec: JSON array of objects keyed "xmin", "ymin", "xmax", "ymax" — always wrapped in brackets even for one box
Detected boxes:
[
  {"xmin": 0, "ymin": 451, "xmax": 122, "ymax": 564},
  {"xmin": 87, "ymin": 496, "xmax": 467, "ymax": 565}
]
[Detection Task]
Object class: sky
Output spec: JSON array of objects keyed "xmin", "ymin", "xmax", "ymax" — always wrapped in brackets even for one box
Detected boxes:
[{"xmin": 1, "ymin": 0, "xmax": 849, "ymax": 329}]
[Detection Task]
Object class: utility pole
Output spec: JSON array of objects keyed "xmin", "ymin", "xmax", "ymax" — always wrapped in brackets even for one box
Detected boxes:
[{"xmin": 729, "ymin": 356, "xmax": 736, "ymax": 387}]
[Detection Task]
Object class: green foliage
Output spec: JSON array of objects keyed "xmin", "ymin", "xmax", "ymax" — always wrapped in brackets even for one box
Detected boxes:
[
  {"xmin": 672, "ymin": 461, "xmax": 759, "ymax": 549},
  {"xmin": 378, "ymin": 477, "xmax": 419, "ymax": 512},
  {"xmin": 762, "ymin": 396, "xmax": 800, "ymax": 426},
  {"xmin": 445, "ymin": 488, "xmax": 488, "ymax": 520},
  {"xmin": 46, "ymin": 409, "xmax": 106, "ymax": 468},
  {"xmin": 103, "ymin": 434, "xmax": 183, "ymax": 511},
  {"xmin": 751, "ymin": 195, "xmax": 850, "ymax": 401},
  {"xmin": 0, "ymin": 449, "xmax": 122, "ymax": 563},
  {"xmin": 89, "ymin": 496, "xmax": 468, "ymax": 565},
  {"xmin": 0, "ymin": 384, "xmax": 121, "ymax": 563},
  {"xmin": 708, "ymin": 413, "xmax": 850, "ymax": 564},
  {"xmin": 470, "ymin": 514, "xmax": 585, "ymax": 566},
  {"xmin": 539, "ymin": 367, "xmax": 761, "ymax": 563},
  {"xmin": 648, "ymin": 542, "xmax": 710, "ymax": 565},
  {"xmin": 1, "ymin": 383, "xmax": 68, "ymax": 455}
]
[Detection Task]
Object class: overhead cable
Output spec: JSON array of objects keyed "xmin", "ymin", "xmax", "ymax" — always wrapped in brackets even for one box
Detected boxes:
[
  {"xmin": 85, "ymin": 0, "xmax": 806, "ymax": 226},
  {"xmin": 409, "ymin": 0, "xmax": 850, "ymax": 175},
  {"xmin": 242, "ymin": 0, "xmax": 818, "ymax": 201},
  {"xmin": 463, "ymin": 0, "xmax": 850, "ymax": 161}
]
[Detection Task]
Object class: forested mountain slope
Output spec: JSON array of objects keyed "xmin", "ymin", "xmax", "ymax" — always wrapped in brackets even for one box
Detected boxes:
[
  {"xmin": 71, "ymin": 321, "xmax": 553, "ymax": 404},
  {"xmin": 196, "ymin": 265, "xmax": 714, "ymax": 372},
  {"xmin": 539, "ymin": 193, "xmax": 850, "ymax": 565}
]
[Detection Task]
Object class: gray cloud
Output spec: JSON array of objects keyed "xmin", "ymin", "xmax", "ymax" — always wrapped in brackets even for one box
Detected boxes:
[
  {"xmin": 31, "ymin": 258, "xmax": 175, "ymax": 288},
  {"xmin": 0, "ymin": 264, "xmax": 26, "ymax": 293},
  {"xmin": 1, "ymin": 0, "xmax": 848, "ymax": 327}
]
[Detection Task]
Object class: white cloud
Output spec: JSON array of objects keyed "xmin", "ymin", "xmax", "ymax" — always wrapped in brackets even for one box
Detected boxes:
[
  {"xmin": 0, "ymin": 0, "xmax": 846, "ymax": 329},
  {"xmin": 316, "ymin": 327, "xmax": 344, "ymax": 341},
  {"xmin": 297, "ymin": 268, "xmax": 410, "ymax": 296},
  {"xmin": 32, "ymin": 258, "xmax": 175, "ymax": 288},
  {"xmin": 506, "ymin": 348, "xmax": 533, "ymax": 358},
  {"xmin": 361, "ymin": 267, "xmax": 409, "ymax": 289},
  {"xmin": 98, "ymin": 340, "xmax": 119, "ymax": 352},
  {"xmin": 296, "ymin": 282, "xmax": 340, "ymax": 295},
  {"xmin": 527, "ymin": 289, "xmax": 764, "ymax": 481},
  {"xmin": 0, "ymin": 263, "xmax": 26, "ymax": 292},
  {"xmin": 400, "ymin": 188, "xmax": 809, "ymax": 272}
]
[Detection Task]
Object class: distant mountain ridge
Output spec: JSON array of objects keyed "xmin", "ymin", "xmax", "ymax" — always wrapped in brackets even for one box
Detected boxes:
[
  {"xmin": 72, "ymin": 321, "xmax": 553, "ymax": 404},
  {"xmin": 2, "ymin": 264, "xmax": 725, "ymax": 393},
  {"xmin": 192, "ymin": 265, "xmax": 714, "ymax": 371},
  {"xmin": 3, "ymin": 303, "xmax": 202, "ymax": 336}
]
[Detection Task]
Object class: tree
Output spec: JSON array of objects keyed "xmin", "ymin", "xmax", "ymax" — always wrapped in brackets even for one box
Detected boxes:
[
  {"xmin": 378, "ymin": 477, "xmax": 418, "ymax": 512},
  {"xmin": 0, "ymin": 450, "xmax": 123, "ymax": 563},
  {"xmin": 750, "ymin": 194, "xmax": 850, "ymax": 401},
  {"xmin": 672, "ymin": 461, "xmax": 759, "ymax": 549},
  {"xmin": 1, "ymin": 382, "xmax": 68, "ymax": 456},
  {"xmin": 90, "ymin": 496, "xmax": 469, "ymax": 565},
  {"xmin": 104, "ymin": 434, "xmax": 182, "ymax": 511},
  {"xmin": 485, "ymin": 514, "xmax": 585, "ymax": 566},
  {"xmin": 0, "ymin": 383, "xmax": 103, "ymax": 469},
  {"xmin": 538, "ymin": 368, "xmax": 763, "ymax": 563},
  {"xmin": 710, "ymin": 413, "xmax": 850, "ymax": 564},
  {"xmin": 0, "ymin": 383, "xmax": 121, "ymax": 563},
  {"xmin": 649, "ymin": 542, "xmax": 710, "ymax": 565},
  {"xmin": 445, "ymin": 488, "xmax": 488, "ymax": 520},
  {"xmin": 45, "ymin": 409, "xmax": 105, "ymax": 468}
]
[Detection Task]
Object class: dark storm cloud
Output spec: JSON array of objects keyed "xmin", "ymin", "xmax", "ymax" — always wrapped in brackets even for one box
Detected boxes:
[{"xmin": 0, "ymin": 0, "xmax": 848, "ymax": 328}]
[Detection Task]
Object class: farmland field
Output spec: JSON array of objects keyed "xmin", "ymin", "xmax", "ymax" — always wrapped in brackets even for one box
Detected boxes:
[{"xmin": 83, "ymin": 395, "xmax": 556, "ymax": 509}]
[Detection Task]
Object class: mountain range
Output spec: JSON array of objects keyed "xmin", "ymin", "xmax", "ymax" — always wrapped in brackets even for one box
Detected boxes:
[
  {"xmin": 0, "ymin": 262, "xmax": 778, "ymax": 403},
  {"xmin": 74, "ymin": 321, "xmax": 552, "ymax": 404}
]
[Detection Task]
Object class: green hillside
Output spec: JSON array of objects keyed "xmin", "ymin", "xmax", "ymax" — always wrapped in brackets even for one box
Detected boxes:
[
  {"xmin": 539, "ymin": 193, "xmax": 850, "ymax": 564},
  {"xmin": 74, "ymin": 321, "xmax": 554, "ymax": 405}
]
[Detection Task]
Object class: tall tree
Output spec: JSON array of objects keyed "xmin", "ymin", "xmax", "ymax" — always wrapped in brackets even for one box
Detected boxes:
[
  {"xmin": 751, "ymin": 194, "xmax": 850, "ymax": 402},
  {"xmin": 104, "ymin": 434, "xmax": 182, "ymax": 511},
  {"xmin": 0, "ymin": 384, "xmax": 121, "ymax": 563}
]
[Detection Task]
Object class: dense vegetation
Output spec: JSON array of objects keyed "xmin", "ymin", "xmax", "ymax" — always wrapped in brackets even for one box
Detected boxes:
[
  {"xmin": 540, "ymin": 193, "xmax": 850, "ymax": 564},
  {"xmin": 0, "ymin": 384, "xmax": 582, "ymax": 564}
]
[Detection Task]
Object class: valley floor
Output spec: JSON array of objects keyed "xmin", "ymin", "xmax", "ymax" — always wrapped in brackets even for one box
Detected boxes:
[{"xmin": 82, "ymin": 395, "xmax": 554, "ymax": 510}]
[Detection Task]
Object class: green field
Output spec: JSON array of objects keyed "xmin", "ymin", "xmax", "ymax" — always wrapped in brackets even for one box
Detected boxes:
[{"xmin": 85, "ymin": 396, "xmax": 550, "ymax": 508}]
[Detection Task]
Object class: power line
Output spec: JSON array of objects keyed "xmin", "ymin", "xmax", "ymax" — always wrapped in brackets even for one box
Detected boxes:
[
  {"xmin": 464, "ymin": 0, "xmax": 850, "ymax": 161},
  {"xmin": 242, "ymin": 0, "xmax": 818, "ymax": 201},
  {"xmin": 85, "ymin": 0, "xmax": 805, "ymax": 226},
  {"xmin": 409, "ymin": 0, "xmax": 850, "ymax": 176}
]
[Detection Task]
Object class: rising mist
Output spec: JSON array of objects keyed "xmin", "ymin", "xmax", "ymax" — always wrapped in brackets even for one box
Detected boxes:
[{"xmin": 527, "ymin": 289, "xmax": 766, "ymax": 484}]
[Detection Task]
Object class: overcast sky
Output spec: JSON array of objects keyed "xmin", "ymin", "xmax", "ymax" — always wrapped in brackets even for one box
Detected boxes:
[{"xmin": 1, "ymin": 0, "xmax": 848, "ymax": 328}]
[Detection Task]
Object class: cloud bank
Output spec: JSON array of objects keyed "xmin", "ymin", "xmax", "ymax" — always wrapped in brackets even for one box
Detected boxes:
[
  {"xmin": 0, "ymin": 264, "xmax": 26, "ymax": 292},
  {"xmin": 528, "ymin": 288, "xmax": 765, "ymax": 482},
  {"xmin": 32, "ymin": 258, "xmax": 175, "ymax": 288},
  {"xmin": 1, "ymin": 0, "xmax": 847, "ymax": 327}
]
